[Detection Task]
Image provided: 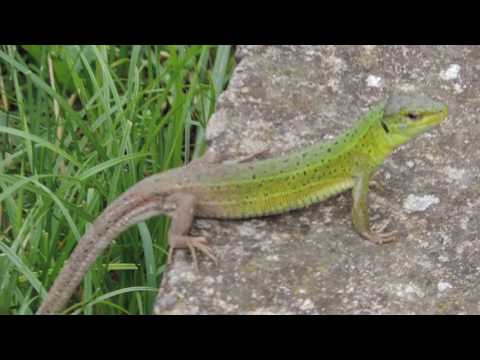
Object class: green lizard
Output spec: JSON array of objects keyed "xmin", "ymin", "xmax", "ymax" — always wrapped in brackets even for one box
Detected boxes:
[{"xmin": 36, "ymin": 94, "xmax": 448, "ymax": 315}]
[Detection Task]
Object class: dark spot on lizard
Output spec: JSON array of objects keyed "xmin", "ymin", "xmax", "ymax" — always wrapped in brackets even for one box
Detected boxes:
[{"xmin": 381, "ymin": 121, "xmax": 390, "ymax": 133}]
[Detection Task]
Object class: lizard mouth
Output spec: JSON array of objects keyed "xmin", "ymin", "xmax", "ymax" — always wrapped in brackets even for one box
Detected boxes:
[
  {"xmin": 425, "ymin": 107, "xmax": 448, "ymax": 125},
  {"xmin": 399, "ymin": 107, "xmax": 448, "ymax": 140},
  {"xmin": 415, "ymin": 107, "xmax": 448, "ymax": 130}
]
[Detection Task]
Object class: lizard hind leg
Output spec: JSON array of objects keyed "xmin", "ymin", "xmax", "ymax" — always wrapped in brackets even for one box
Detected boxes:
[
  {"xmin": 166, "ymin": 193, "xmax": 217, "ymax": 270},
  {"xmin": 223, "ymin": 148, "xmax": 269, "ymax": 164},
  {"xmin": 190, "ymin": 148, "xmax": 269, "ymax": 167}
]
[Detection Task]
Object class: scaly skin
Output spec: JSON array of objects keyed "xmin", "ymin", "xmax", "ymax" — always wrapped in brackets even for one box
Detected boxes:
[{"xmin": 37, "ymin": 94, "xmax": 448, "ymax": 314}]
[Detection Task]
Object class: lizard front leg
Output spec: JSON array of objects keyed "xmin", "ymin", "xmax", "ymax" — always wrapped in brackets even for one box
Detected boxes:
[
  {"xmin": 166, "ymin": 193, "xmax": 217, "ymax": 270},
  {"xmin": 351, "ymin": 170, "xmax": 397, "ymax": 244}
]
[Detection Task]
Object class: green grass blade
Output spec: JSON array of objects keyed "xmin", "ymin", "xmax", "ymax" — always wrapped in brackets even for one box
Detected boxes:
[
  {"xmin": 0, "ymin": 126, "xmax": 82, "ymax": 169},
  {"xmin": 0, "ymin": 240, "xmax": 47, "ymax": 298},
  {"xmin": 77, "ymin": 152, "xmax": 148, "ymax": 182}
]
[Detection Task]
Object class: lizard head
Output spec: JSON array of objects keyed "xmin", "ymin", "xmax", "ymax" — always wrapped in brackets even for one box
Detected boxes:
[{"xmin": 380, "ymin": 94, "xmax": 448, "ymax": 147}]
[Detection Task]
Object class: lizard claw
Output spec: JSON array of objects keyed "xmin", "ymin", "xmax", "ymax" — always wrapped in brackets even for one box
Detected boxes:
[
  {"xmin": 368, "ymin": 180, "xmax": 382, "ymax": 191},
  {"xmin": 371, "ymin": 219, "xmax": 391, "ymax": 233},
  {"xmin": 361, "ymin": 219, "xmax": 398, "ymax": 244},
  {"xmin": 186, "ymin": 237, "xmax": 218, "ymax": 270},
  {"xmin": 168, "ymin": 235, "xmax": 217, "ymax": 271}
]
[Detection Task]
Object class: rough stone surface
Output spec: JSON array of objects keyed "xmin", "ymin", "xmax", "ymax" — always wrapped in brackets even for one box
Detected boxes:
[{"xmin": 154, "ymin": 45, "xmax": 480, "ymax": 315}]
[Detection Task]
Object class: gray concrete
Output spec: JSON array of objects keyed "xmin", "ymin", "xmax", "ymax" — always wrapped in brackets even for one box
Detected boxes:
[{"xmin": 154, "ymin": 45, "xmax": 480, "ymax": 314}]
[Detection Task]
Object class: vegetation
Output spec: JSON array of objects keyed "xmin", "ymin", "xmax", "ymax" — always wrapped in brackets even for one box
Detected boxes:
[{"xmin": 0, "ymin": 45, "xmax": 235, "ymax": 314}]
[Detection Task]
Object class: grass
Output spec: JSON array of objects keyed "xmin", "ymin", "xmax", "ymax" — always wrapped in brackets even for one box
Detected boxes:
[{"xmin": 0, "ymin": 45, "xmax": 235, "ymax": 314}]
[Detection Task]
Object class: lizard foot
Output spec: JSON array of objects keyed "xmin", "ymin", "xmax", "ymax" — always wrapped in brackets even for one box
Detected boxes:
[
  {"xmin": 368, "ymin": 180, "xmax": 383, "ymax": 192},
  {"xmin": 168, "ymin": 235, "xmax": 217, "ymax": 270},
  {"xmin": 361, "ymin": 219, "xmax": 398, "ymax": 244}
]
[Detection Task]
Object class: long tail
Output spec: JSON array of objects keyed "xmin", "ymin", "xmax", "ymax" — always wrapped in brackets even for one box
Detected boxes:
[{"xmin": 36, "ymin": 187, "xmax": 169, "ymax": 315}]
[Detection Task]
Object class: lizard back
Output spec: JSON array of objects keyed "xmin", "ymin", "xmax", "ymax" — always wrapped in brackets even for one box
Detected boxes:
[{"xmin": 187, "ymin": 103, "xmax": 389, "ymax": 219}]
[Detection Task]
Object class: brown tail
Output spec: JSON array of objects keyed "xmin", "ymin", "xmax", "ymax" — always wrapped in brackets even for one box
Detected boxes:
[{"xmin": 36, "ymin": 189, "xmax": 169, "ymax": 315}]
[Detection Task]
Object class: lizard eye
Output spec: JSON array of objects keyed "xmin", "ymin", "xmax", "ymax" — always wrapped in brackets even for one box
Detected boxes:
[{"xmin": 407, "ymin": 113, "xmax": 420, "ymax": 120}]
